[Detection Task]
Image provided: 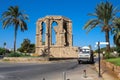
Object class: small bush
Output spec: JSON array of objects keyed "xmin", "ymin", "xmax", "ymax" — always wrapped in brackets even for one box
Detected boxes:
[
  {"xmin": 7, "ymin": 52, "xmax": 31, "ymax": 57},
  {"xmin": 0, "ymin": 48, "xmax": 10, "ymax": 56},
  {"xmin": 104, "ymin": 52, "xmax": 116, "ymax": 59},
  {"xmin": 114, "ymin": 46, "xmax": 120, "ymax": 56},
  {"xmin": 21, "ymin": 53, "xmax": 30, "ymax": 57},
  {"xmin": 8, "ymin": 52, "xmax": 22, "ymax": 57},
  {"xmin": 0, "ymin": 48, "xmax": 6, "ymax": 55}
]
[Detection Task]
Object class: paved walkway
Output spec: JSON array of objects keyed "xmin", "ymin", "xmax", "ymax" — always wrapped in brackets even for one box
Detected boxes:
[
  {"xmin": 62, "ymin": 64, "xmax": 103, "ymax": 80},
  {"xmin": 63, "ymin": 63, "xmax": 119, "ymax": 80}
]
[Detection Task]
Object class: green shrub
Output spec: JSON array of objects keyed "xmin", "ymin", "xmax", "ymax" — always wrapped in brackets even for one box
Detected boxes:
[
  {"xmin": 21, "ymin": 53, "xmax": 30, "ymax": 57},
  {"xmin": 104, "ymin": 52, "xmax": 109, "ymax": 59},
  {"xmin": 0, "ymin": 48, "xmax": 10, "ymax": 56},
  {"xmin": 104, "ymin": 52, "xmax": 116, "ymax": 59},
  {"xmin": 7, "ymin": 52, "xmax": 30, "ymax": 57},
  {"xmin": 8, "ymin": 52, "xmax": 22, "ymax": 57},
  {"xmin": 0, "ymin": 48, "xmax": 6, "ymax": 55},
  {"xmin": 114, "ymin": 46, "xmax": 120, "ymax": 56}
]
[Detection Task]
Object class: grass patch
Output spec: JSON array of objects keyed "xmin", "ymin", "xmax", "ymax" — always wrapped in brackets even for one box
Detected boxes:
[{"xmin": 106, "ymin": 57, "xmax": 120, "ymax": 66}]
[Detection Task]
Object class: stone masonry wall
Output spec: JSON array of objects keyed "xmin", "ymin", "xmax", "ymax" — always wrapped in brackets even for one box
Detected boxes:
[
  {"xmin": 36, "ymin": 46, "xmax": 78, "ymax": 58},
  {"xmin": 36, "ymin": 15, "xmax": 78, "ymax": 58}
]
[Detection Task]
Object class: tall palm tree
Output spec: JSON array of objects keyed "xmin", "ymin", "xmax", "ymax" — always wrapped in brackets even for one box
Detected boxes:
[
  {"xmin": 3, "ymin": 42, "xmax": 6, "ymax": 48},
  {"xmin": 1, "ymin": 6, "xmax": 29, "ymax": 52},
  {"xmin": 112, "ymin": 18, "xmax": 120, "ymax": 46},
  {"xmin": 83, "ymin": 1, "xmax": 119, "ymax": 52}
]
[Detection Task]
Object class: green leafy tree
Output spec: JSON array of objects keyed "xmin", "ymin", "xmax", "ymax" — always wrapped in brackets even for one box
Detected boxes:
[
  {"xmin": 1, "ymin": 6, "xmax": 29, "ymax": 53},
  {"xmin": 17, "ymin": 39, "xmax": 35, "ymax": 53},
  {"xmin": 19, "ymin": 39, "xmax": 30, "ymax": 52},
  {"xmin": 0, "ymin": 48, "xmax": 6, "ymax": 55},
  {"xmin": 83, "ymin": 1, "xmax": 119, "ymax": 52},
  {"xmin": 0, "ymin": 48, "xmax": 10, "ymax": 55},
  {"xmin": 29, "ymin": 44, "xmax": 35, "ymax": 53}
]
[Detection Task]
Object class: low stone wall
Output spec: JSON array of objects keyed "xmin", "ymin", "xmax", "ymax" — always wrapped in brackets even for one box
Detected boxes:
[
  {"xmin": 102, "ymin": 60, "xmax": 120, "ymax": 79},
  {"xmin": 50, "ymin": 46, "xmax": 78, "ymax": 58},
  {"xmin": 36, "ymin": 46, "xmax": 78, "ymax": 58},
  {"xmin": 3, "ymin": 57, "xmax": 49, "ymax": 63}
]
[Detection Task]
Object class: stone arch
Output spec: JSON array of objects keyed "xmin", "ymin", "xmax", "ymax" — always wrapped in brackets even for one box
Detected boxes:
[
  {"xmin": 36, "ymin": 16, "xmax": 74, "ymax": 55},
  {"xmin": 51, "ymin": 21, "xmax": 58, "ymax": 45}
]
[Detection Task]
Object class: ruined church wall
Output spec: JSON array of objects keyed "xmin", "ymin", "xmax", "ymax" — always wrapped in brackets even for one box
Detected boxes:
[{"xmin": 35, "ymin": 16, "xmax": 78, "ymax": 58}]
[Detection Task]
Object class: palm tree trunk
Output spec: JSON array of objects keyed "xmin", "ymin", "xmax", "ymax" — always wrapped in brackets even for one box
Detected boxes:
[
  {"xmin": 105, "ymin": 30, "xmax": 110, "ymax": 52},
  {"xmin": 14, "ymin": 26, "xmax": 17, "ymax": 53}
]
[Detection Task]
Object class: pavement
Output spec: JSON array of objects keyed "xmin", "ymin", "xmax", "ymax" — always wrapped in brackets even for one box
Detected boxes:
[
  {"xmin": 64, "ymin": 64, "xmax": 104, "ymax": 80},
  {"xmin": 60, "ymin": 62, "xmax": 118, "ymax": 80}
]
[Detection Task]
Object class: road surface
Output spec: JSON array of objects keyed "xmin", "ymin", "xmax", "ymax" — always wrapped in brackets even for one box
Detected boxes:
[{"xmin": 0, "ymin": 60, "xmax": 99, "ymax": 80}]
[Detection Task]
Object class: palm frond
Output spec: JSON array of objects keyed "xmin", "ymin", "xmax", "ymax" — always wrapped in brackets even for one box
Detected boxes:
[
  {"xmin": 1, "ymin": 6, "xmax": 29, "ymax": 31},
  {"xmin": 2, "ymin": 18, "xmax": 12, "ymax": 29},
  {"xmin": 95, "ymin": 1, "xmax": 114, "ymax": 23},
  {"xmin": 18, "ymin": 19, "xmax": 28, "ymax": 32},
  {"xmin": 88, "ymin": 13, "xmax": 97, "ymax": 17},
  {"xmin": 21, "ymin": 13, "xmax": 29, "ymax": 21},
  {"xmin": 83, "ymin": 19, "xmax": 100, "ymax": 33},
  {"xmin": 113, "ymin": 6, "xmax": 120, "ymax": 15},
  {"xmin": 83, "ymin": 19, "xmax": 99, "ymax": 29},
  {"xmin": 116, "ymin": 32, "xmax": 120, "ymax": 39}
]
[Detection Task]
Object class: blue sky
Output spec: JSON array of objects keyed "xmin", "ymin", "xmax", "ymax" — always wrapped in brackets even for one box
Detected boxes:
[{"xmin": 0, "ymin": 0, "xmax": 120, "ymax": 50}]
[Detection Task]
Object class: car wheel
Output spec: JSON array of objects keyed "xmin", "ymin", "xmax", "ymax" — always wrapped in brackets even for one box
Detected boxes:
[{"xmin": 78, "ymin": 60, "xmax": 81, "ymax": 64}]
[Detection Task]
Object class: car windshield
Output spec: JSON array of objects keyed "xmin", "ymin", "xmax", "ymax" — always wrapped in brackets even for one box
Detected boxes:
[{"xmin": 81, "ymin": 49, "xmax": 90, "ymax": 54}]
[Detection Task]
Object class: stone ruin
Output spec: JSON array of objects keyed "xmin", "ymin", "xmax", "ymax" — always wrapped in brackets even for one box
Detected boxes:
[{"xmin": 36, "ymin": 15, "xmax": 77, "ymax": 58}]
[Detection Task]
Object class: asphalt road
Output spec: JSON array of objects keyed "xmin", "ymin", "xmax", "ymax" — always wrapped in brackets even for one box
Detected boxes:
[{"xmin": 0, "ymin": 60, "xmax": 97, "ymax": 80}]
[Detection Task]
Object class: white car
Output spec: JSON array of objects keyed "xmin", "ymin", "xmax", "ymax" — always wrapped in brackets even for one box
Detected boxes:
[{"xmin": 78, "ymin": 46, "xmax": 94, "ymax": 64}]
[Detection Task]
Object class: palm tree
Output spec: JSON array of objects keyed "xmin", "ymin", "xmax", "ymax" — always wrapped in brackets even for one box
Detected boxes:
[
  {"xmin": 3, "ymin": 42, "xmax": 6, "ymax": 49},
  {"xmin": 1, "ymin": 6, "xmax": 29, "ymax": 53},
  {"xmin": 112, "ymin": 18, "xmax": 120, "ymax": 46},
  {"xmin": 83, "ymin": 1, "xmax": 119, "ymax": 52}
]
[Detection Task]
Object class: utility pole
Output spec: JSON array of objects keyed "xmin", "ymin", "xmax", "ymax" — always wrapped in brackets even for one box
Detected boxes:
[
  {"xmin": 3, "ymin": 42, "xmax": 6, "ymax": 56},
  {"xmin": 96, "ymin": 41, "xmax": 109, "ymax": 77},
  {"xmin": 97, "ymin": 42, "xmax": 101, "ymax": 77}
]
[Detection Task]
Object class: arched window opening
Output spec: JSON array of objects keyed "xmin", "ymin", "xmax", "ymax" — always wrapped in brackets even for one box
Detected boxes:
[
  {"xmin": 41, "ymin": 22, "xmax": 46, "ymax": 45},
  {"xmin": 51, "ymin": 21, "xmax": 58, "ymax": 45}
]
